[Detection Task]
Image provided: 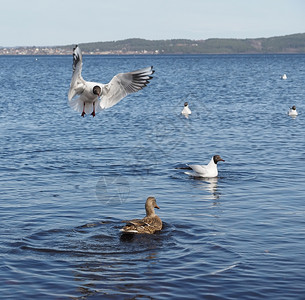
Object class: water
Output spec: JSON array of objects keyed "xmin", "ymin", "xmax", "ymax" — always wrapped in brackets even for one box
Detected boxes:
[{"xmin": 0, "ymin": 53, "xmax": 305, "ymax": 299}]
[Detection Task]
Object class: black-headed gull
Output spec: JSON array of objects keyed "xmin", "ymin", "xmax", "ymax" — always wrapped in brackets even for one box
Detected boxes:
[
  {"xmin": 186, "ymin": 155, "xmax": 225, "ymax": 178},
  {"xmin": 288, "ymin": 105, "xmax": 298, "ymax": 116},
  {"xmin": 68, "ymin": 45, "xmax": 154, "ymax": 117},
  {"xmin": 120, "ymin": 197, "xmax": 162, "ymax": 234},
  {"xmin": 181, "ymin": 102, "xmax": 192, "ymax": 116}
]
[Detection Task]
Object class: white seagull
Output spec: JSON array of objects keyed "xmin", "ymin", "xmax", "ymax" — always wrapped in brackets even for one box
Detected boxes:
[
  {"xmin": 185, "ymin": 155, "xmax": 225, "ymax": 178},
  {"xmin": 281, "ymin": 74, "xmax": 287, "ymax": 80},
  {"xmin": 68, "ymin": 45, "xmax": 154, "ymax": 117},
  {"xmin": 288, "ymin": 105, "xmax": 298, "ymax": 117},
  {"xmin": 181, "ymin": 102, "xmax": 192, "ymax": 116}
]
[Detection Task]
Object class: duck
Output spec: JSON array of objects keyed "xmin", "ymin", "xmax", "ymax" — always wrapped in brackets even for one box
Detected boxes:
[
  {"xmin": 68, "ymin": 45, "xmax": 154, "ymax": 117},
  {"xmin": 181, "ymin": 102, "xmax": 192, "ymax": 115},
  {"xmin": 281, "ymin": 74, "xmax": 287, "ymax": 80},
  {"xmin": 288, "ymin": 105, "xmax": 298, "ymax": 116},
  {"xmin": 185, "ymin": 155, "xmax": 225, "ymax": 178},
  {"xmin": 120, "ymin": 197, "xmax": 162, "ymax": 234}
]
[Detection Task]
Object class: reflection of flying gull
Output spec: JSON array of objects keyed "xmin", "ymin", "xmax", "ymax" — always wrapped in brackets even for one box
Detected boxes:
[
  {"xmin": 68, "ymin": 45, "xmax": 154, "ymax": 117},
  {"xmin": 186, "ymin": 155, "xmax": 225, "ymax": 178},
  {"xmin": 120, "ymin": 197, "xmax": 162, "ymax": 234}
]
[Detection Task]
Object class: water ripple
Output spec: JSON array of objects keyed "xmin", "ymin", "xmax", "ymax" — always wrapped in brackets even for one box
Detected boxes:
[{"xmin": 1, "ymin": 54, "xmax": 305, "ymax": 299}]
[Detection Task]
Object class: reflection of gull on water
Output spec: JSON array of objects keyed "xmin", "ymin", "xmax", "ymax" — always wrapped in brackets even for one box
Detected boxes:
[
  {"xmin": 195, "ymin": 177, "xmax": 220, "ymax": 200},
  {"xmin": 205, "ymin": 177, "xmax": 218, "ymax": 197}
]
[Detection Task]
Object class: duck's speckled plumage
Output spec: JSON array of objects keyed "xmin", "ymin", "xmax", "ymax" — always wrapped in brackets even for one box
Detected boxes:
[{"xmin": 120, "ymin": 197, "xmax": 162, "ymax": 234}]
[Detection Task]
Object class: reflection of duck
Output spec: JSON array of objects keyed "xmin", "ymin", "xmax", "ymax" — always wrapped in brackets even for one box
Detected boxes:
[
  {"xmin": 120, "ymin": 197, "xmax": 162, "ymax": 234},
  {"xmin": 181, "ymin": 102, "xmax": 192, "ymax": 116},
  {"xmin": 186, "ymin": 155, "xmax": 225, "ymax": 178},
  {"xmin": 281, "ymin": 74, "xmax": 287, "ymax": 80},
  {"xmin": 288, "ymin": 105, "xmax": 298, "ymax": 117}
]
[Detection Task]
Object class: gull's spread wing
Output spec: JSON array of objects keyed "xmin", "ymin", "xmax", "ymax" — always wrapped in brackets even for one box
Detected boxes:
[
  {"xmin": 68, "ymin": 45, "xmax": 86, "ymax": 101},
  {"xmin": 100, "ymin": 66, "xmax": 154, "ymax": 109}
]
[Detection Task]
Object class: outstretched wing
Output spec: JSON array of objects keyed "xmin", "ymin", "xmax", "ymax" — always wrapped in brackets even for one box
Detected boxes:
[
  {"xmin": 68, "ymin": 45, "xmax": 86, "ymax": 101},
  {"xmin": 99, "ymin": 66, "xmax": 154, "ymax": 110}
]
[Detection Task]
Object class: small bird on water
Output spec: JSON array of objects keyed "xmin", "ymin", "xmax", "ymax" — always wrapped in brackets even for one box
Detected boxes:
[
  {"xmin": 68, "ymin": 45, "xmax": 154, "ymax": 117},
  {"xmin": 181, "ymin": 102, "xmax": 192, "ymax": 116},
  {"xmin": 120, "ymin": 197, "xmax": 162, "ymax": 234},
  {"xmin": 288, "ymin": 105, "xmax": 298, "ymax": 116},
  {"xmin": 185, "ymin": 155, "xmax": 225, "ymax": 178}
]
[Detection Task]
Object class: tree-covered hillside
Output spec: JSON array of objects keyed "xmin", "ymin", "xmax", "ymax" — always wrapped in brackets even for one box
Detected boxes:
[
  {"xmin": 62, "ymin": 33, "xmax": 305, "ymax": 54},
  {"xmin": 1, "ymin": 33, "xmax": 305, "ymax": 55}
]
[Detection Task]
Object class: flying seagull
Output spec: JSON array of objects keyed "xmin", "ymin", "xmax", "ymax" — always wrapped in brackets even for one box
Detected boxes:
[{"xmin": 68, "ymin": 45, "xmax": 154, "ymax": 117}]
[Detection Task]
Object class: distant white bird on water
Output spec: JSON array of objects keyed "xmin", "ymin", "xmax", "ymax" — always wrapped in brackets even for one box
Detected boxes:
[
  {"xmin": 288, "ymin": 105, "xmax": 298, "ymax": 117},
  {"xmin": 185, "ymin": 155, "xmax": 225, "ymax": 178},
  {"xmin": 281, "ymin": 74, "xmax": 287, "ymax": 80},
  {"xmin": 68, "ymin": 45, "xmax": 154, "ymax": 117},
  {"xmin": 181, "ymin": 102, "xmax": 192, "ymax": 116}
]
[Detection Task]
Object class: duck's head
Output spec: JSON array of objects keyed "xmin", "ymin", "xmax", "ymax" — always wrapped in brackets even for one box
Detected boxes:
[
  {"xmin": 292, "ymin": 105, "xmax": 296, "ymax": 110},
  {"xmin": 213, "ymin": 155, "xmax": 225, "ymax": 164},
  {"xmin": 184, "ymin": 102, "xmax": 188, "ymax": 107},
  {"xmin": 93, "ymin": 85, "xmax": 102, "ymax": 97},
  {"xmin": 145, "ymin": 197, "xmax": 160, "ymax": 216}
]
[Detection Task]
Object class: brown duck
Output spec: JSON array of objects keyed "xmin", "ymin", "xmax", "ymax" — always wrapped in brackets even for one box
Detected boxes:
[{"xmin": 120, "ymin": 197, "xmax": 162, "ymax": 234}]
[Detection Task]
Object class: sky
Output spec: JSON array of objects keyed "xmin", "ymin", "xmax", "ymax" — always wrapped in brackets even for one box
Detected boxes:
[{"xmin": 0, "ymin": 0, "xmax": 304, "ymax": 47}]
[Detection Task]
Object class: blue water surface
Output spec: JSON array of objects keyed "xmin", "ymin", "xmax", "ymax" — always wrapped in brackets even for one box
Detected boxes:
[{"xmin": 0, "ymin": 54, "xmax": 305, "ymax": 299}]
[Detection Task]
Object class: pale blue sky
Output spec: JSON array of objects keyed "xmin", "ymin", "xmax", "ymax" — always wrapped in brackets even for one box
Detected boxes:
[{"xmin": 0, "ymin": 0, "xmax": 304, "ymax": 47}]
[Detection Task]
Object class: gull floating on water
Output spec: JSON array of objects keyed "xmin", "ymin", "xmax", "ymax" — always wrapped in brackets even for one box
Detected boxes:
[
  {"xmin": 185, "ymin": 155, "xmax": 225, "ymax": 178},
  {"xmin": 288, "ymin": 105, "xmax": 298, "ymax": 117},
  {"xmin": 281, "ymin": 74, "xmax": 287, "ymax": 80},
  {"xmin": 120, "ymin": 197, "xmax": 162, "ymax": 234},
  {"xmin": 181, "ymin": 102, "xmax": 192, "ymax": 116},
  {"xmin": 68, "ymin": 45, "xmax": 154, "ymax": 117}
]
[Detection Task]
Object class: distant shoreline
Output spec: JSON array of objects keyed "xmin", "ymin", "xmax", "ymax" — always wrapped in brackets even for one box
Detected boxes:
[
  {"xmin": 1, "ymin": 33, "xmax": 305, "ymax": 55},
  {"xmin": 1, "ymin": 51, "xmax": 305, "ymax": 56}
]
